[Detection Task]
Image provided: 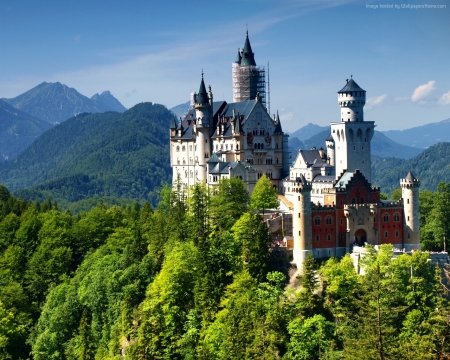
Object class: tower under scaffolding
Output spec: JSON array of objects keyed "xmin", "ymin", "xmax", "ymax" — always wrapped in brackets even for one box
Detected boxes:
[{"xmin": 232, "ymin": 63, "xmax": 266, "ymax": 107}]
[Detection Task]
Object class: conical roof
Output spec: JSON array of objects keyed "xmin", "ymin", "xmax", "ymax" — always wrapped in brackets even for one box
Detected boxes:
[
  {"xmin": 338, "ymin": 78, "xmax": 365, "ymax": 93},
  {"xmin": 274, "ymin": 111, "xmax": 282, "ymax": 133},
  {"xmin": 170, "ymin": 115, "xmax": 177, "ymax": 130},
  {"xmin": 197, "ymin": 72, "xmax": 209, "ymax": 105},
  {"xmin": 240, "ymin": 31, "xmax": 256, "ymax": 66},
  {"xmin": 405, "ymin": 171, "xmax": 417, "ymax": 180}
]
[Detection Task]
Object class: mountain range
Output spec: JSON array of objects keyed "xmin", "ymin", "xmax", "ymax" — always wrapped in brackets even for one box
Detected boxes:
[
  {"xmin": 289, "ymin": 127, "xmax": 423, "ymax": 160},
  {"xmin": 0, "ymin": 82, "xmax": 127, "ymax": 161},
  {"xmin": 380, "ymin": 118, "xmax": 450, "ymax": 148},
  {"xmin": 2, "ymin": 82, "xmax": 126, "ymax": 124},
  {"xmin": 0, "ymin": 99, "xmax": 52, "ymax": 161}
]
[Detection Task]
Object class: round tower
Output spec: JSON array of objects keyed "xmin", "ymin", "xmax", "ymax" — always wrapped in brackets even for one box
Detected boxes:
[
  {"xmin": 331, "ymin": 78, "xmax": 374, "ymax": 182},
  {"xmin": 338, "ymin": 77, "xmax": 366, "ymax": 122},
  {"xmin": 194, "ymin": 72, "xmax": 212, "ymax": 183},
  {"xmin": 325, "ymin": 134, "xmax": 335, "ymax": 166},
  {"xmin": 292, "ymin": 174, "xmax": 313, "ymax": 271},
  {"xmin": 401, "ymin": 171, "xmax": 420, "ymax": 251}
]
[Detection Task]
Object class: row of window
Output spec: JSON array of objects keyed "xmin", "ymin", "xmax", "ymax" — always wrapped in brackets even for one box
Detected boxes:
[
  {"xmin": 315, "ymin": 234, "xmax": 333, "ymax": 242},
  {"xmin": 257, "ymin": 172, "xmax": 273, "ymax": 179}
]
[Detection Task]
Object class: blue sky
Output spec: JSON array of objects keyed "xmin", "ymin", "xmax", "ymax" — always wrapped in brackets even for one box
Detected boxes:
[{"xmin": 0, "ymin": 0, "xmax": 449, "ymax": 132}]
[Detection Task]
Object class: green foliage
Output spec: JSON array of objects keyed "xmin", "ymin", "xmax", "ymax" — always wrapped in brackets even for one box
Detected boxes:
[
  {"xmin": 0, "ymin": 180, "xmax": 448, "ymax": 359},
  {"xmin": 210, "ymin": 177, "xmax": 248, "ymax": 230},
  {"xmin": 1, "ymin": 102, "xmax": 173, "ymax": 209},
  {"xmin": 390, "ymin": 187, "xmax": 402, "ymax": 201},
  {"xmin": 419, "ymin": 182, "xmax": 450, "ymax": 251},
  {"xmin": 250, "ymin": 174, "xmax": 279, "ymax": 214},
  {"xmin": 372, "ymin": 143, "xmax": 450, "ymax": 192}
]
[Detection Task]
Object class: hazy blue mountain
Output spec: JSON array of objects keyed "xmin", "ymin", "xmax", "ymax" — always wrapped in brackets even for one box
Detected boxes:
[
  {"xmin": 170, "ymin": 101, "xmax": 191, "ymax": 119},
  {"xmin": 381, "ymin": 118, "xmax": 450, "ymax": 148},
  {"xmin": 91, "ymin": 91, "xmax": 127, "ymax": 112},
  {"xmin": 371, "ymin": 142, "xmax": 450, "ymax": 192},
  {"xmin": 2, "ymin": 82, "xmax": 116, "ymax": 124},
  {"xmin": 289, "ymin": 128, "xmax": 423, "ymax": 160},
  {"xmin": 0, "ymin": 102, "xmax": 172, "ymax": 207},
  {"xmin": 289, "ymin": 123, "xmax": 328, "ymax": 141},
  {"xmin": 0, "ymin": 99, "xmax": 52, "ymax": 161}
]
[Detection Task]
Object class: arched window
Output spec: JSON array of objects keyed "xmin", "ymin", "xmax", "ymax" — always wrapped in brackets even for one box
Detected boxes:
[
  {"xmin": 383, "ymin": 213, "xmax": 390, "ymax": 222},
  {"xmin": 176, "ymin": 146, "xmax": 180, "ymax": 152},
  {"xmin": 314, "ymin": 217, "xmax": 321, "ymax": 226},
  {"xmin": 393, "ymin": 213, "xmax": 400, "ymax": 222},
  {"xmin": 325, "ymin": 216, "xmax": 332, "ymax": 225},
  {"xmin": 315, "ymin": 235, "xmax": 320, "ymax": 242}
]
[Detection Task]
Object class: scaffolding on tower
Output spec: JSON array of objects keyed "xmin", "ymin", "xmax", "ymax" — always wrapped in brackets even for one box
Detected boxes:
[{"xmin": 232, "ymin": 63, "xmax": 266, "ymax": 108}]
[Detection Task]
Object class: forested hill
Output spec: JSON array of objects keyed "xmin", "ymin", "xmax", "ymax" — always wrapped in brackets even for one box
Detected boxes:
[
  {"xmin": 371, "ymin": 142, "xmax": 450, "ymax": 192},
  {"xmin": 0, "ymin": 102, "xmax": 172, "ymax": 207}
]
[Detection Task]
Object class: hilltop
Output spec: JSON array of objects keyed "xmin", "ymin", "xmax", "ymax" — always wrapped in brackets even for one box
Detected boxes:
[{"xmin": 0, "ymin": 102, "xmax": 172, "ymax": 207}]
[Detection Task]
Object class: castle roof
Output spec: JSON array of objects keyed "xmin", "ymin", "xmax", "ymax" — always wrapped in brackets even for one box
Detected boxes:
[
  {"xmin": 274, "ymin": 111, "xmax": 283, "ymax": 133},
  {"xmin": 298, "ymin": 149, "xmax": 326, "ymax": 167},
  {"xmin": 313, "ymin": 175, "xmax": 335, "ymax": 183},
  {"xmin": 240, "ymin": 31, "xmax": 256, "ymax": 66},
  {"xmin": 338, "ymin": 78, "xmax": 365, "ymax": 93},
  {"xmin": 405, "ymin": 171, "xmax": 417, "ymax": 180},
  {"xmin": 326, "ymin": 134, "xmax": 334, "ymax": 142},
  {"xmin": 196, "ymin": 73, "xmax": 209, "ymax": 105},
  {"xmin": 170, "ymin": 116, "xmax": 177, "ymax": 130}
]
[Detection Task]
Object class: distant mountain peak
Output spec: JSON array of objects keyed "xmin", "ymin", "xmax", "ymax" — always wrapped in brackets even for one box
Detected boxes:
[
  {"xmin": 2, "ymin": 82, "xmax": 125, "ymax": 124},
  {"xmin": 91, "ymin": 91, "xmax": 126, "ymax": 113}
]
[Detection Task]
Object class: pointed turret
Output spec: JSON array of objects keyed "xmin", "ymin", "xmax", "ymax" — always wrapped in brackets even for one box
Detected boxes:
[
  {"xmin": 197, "ymin": 71, "xmax": 209, "ymax": 105},
  {"xmin": 274, "ymin": 111, "xmax": 283, "ymax": 133},
  {"xmin": 240, "ymin": 31, "xmax": 256, "ymax": 66},
  {"xmin": 170, "ymin": 115, "xmax": 177, "ymax": 130}
]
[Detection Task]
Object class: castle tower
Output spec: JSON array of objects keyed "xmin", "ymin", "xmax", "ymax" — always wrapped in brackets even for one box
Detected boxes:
[
  {"xmin": 325, "ymin": 134, "xmax": 335, "ymax": 166},
  {"xmin": 194, "ymin": 73, "xmax": 212, "ymax": 183},
  {"xmin": 232, "ymin": 31, "xmax": 266, "ymax": 106},
  {"xmin": 292, "ymin": 174, "xmax": 313, "ymax": 270},
  {"xmin": 331, "ymin": 78, "xmax": 374, "ymax": 182},
  {"xmin": 401, "ymin": 171, "xmax": 421, "ymax": 251}
]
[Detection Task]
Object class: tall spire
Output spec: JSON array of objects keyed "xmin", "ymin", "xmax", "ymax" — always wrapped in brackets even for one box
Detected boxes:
[
  {"xmin": 197, "ymin": 70, "xmax": 209, "ymax": 105},
  {"xmin": 240, "ymin": 31, "xmax": 256, "ymax": 66}
]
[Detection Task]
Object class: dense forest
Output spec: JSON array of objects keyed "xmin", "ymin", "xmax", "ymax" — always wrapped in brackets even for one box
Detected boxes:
[
  {"xmin": 372, "ymin": 142, "xmax": 450, "ymax": 194},
  {"xmin": 0, "ymin": 102, "xmax": 172, "ymax": 209},
  {"xmin": 0, "ymin": 178, "xmax": 450, "ymax": 359}
]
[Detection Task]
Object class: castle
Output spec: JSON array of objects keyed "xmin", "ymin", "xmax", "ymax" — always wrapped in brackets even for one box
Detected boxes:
[{"xmin": 169, "ymin": 33, "xmax": 420, "ymax": 268}]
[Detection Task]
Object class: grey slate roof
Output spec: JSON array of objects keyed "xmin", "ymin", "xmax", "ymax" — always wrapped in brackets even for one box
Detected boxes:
[
  {"xmin": 338, "ymin": 78, "xmax": 365, "ymax": 93},
  {"xmin": 326, "ymin": 134, "xmax": 334, "ymax": 142},
  {"xmin": 170, "ymin": 116, "xmax": 177, "ymax": 130},
  {"xmin": 299, "ymin": 150, "xmax": 325, "ymax": 167},
  {"xmin": 313, "ymin": 175, "xmax": 335, "ymax": 183},
  {"xmin": 197, "ymin": 75, "xmax": 209, "ymax": 105},
  {"xmin": 405, "ymin": 171, "xmax": 417, "ymax": 180},
  {"xmin": 335, "ymin": 171, "xmax": 353, "ymax": 188}
]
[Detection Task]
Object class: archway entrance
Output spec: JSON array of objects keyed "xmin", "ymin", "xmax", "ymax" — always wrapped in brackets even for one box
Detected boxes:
[{"xmin": 354, "ymin": 229, "xmax": 367, "ymax": 246}]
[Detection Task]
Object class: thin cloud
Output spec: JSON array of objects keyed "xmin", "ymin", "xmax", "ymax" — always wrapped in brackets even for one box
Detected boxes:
[
  {"xmin": 366, "ymin": 94, "xmax": 387, "ymax": 110},
  {"xmin": 395, "ymin": 96, "xmax": 409, "ymax": 102},
  {"xmin": 411, "ymin": 80, "xmax": 435, "ymax": 102},
  {"xmin": 437, "ymin": 90, "xmax": 450, "ymax": 105},
  {"xmin": 279, "ymin": 112, "xmax": 294, "ymax": 122}
]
